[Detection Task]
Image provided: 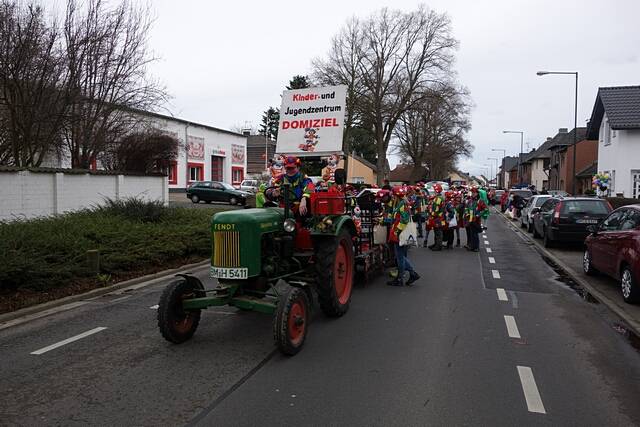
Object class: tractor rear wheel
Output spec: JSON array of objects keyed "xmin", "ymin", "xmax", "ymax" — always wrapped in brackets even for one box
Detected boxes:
[
  {"xmin": 273, "ymin": 287, "xmax": 310, "ymax": 355},
  {"xmin": 314, "ymin": 229, "xmax": 354, "ymax": 317},
  {"xmin": 157, "ymin": 278, "xmax": 204, "ymax": 343}
]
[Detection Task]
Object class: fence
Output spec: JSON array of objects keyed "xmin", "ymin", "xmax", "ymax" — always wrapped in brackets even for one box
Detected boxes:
[{"xmin": 0, "ymin": 168, "xmax": 168, "ymax": 221}]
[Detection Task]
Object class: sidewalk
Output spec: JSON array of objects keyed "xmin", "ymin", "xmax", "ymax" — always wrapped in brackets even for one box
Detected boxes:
[{"xmin": 496, "ymin": 208, "xmax": 640, "ymax": 336}]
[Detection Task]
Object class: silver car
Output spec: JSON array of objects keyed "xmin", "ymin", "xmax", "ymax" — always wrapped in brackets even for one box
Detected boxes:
[
  {"xmin": 239, "ymin": 179, "xmax": 260, "ymax": 193},
  {"xmin": 521, "ymin": 195, "xmax": 552, "ymax": 233}
]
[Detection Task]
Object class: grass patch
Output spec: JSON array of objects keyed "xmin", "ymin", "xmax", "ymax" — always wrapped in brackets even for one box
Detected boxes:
[{"xmin": 0, "ymin": 200, "xmax": 224, "ymax": 313}]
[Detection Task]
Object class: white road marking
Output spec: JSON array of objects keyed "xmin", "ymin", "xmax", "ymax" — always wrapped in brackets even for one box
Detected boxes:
[
  {"xmin": 504, "ymin": 315, "xmax": 521, "ymax": 338},
  {"xmin": 30, "ymin": 327, "xmax": 108, "ymax": 355},
  {"xmin": 484, "ymin": 240, "xmax": 490, "ymax": 245},
  {"xmin": 150, "ymin": 304, "xmax": 159, "ymax": 310},
  {"xmin": 517, "ymin": 366, "xmax": 546, "ymax": 414},
  {"xmin": 486, "ymin": 248, "xmax": 493, "ymax": 253},
  {"xmin": 492, "ymin": 270, "xmax": 501, "ymax": 279},
  {"xmin": 488, "ymin": 257, "xmax": 496, "ymax": 264},
  {"xmin": 497, "ymin": 288, "xmax": 508, "ymax": 301}
]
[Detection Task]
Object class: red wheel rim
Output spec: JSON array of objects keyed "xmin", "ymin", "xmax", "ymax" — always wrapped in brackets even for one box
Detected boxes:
[
  {"xmin": 173, "ymin": 292, "xmax": 195, "ymax": 333},
  {"xmin": 287, "ymin": 300, "xmax": 306, "ymax": 346},
  {"xmin": 334, "ymin": 239, "xmax": 353, "ymax": 305}
]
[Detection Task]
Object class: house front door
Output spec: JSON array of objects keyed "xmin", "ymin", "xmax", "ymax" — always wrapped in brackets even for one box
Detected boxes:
[{"xmin": 211, "ymin": 156, "xmax": 224, "ymax": 182}]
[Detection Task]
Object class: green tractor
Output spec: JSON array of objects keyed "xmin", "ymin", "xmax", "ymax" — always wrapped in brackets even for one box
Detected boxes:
[{"xmin": 157, "ymin": 170, "xmax": 360, "ymax": 355}]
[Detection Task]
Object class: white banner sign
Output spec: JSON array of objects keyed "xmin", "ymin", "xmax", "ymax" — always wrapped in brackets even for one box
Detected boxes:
[{"xmin": 276, "ymin": 85, "xmax": 346, "ymax": 156}]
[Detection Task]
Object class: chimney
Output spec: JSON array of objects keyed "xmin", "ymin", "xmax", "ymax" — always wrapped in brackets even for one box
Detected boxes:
[
  {"xmin": 558, "ymin": 128, "xmax": 568, "ymax": 133},
  {"xmin": 242, "ymin": 129, "xmax": 251, "ymax": 136}
]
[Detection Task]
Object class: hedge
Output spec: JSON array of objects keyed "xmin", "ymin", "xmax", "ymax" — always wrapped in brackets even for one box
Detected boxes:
[{"xmin": 0, "ymin": 199, "xmax": 220, "ymax": 293}]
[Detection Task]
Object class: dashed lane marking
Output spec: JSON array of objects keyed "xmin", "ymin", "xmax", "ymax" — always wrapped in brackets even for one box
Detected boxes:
[
  {"xmin": 486, "ymin": 248, "xmax": 493, "ymax": 253},
  {"xmin": 150, "ymin": 305, "xmax": 159, "ymax": 310},
  {"xmin": 517, "ymin": 366, "xmax": 546, "ymax": 414},
  {"xmin": 504, "ymin": 315, "xmax": 521, "ymax": 338},
  {"xmin": 488, "ymin": 257, "xmax": 496, "ymax": 264},
  {"xmin": 484, "ymin": 240, "xmax": 490, "ymax": 245},
  {"xmin": 497, "ymin": 288, "xmax": 508, "ymax": 301},
  {"xmin": 492, "ymin": 269, "xmax": 501, "ymax": 279},
  {"xmin": 30, "ymin": 327, "xmax": 108, "ymax": 355}
]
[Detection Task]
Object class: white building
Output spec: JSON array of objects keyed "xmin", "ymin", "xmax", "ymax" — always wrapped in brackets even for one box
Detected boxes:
[
  {"xmin": 42, "ymin": 111, "xmax": 248, "ymax": 191},
  {"xmin": 147, "ymin": 112, "xmax": 247, "ymax": 190},
  {"xmin": 587, "ymin": 86, "xmax": 640, "ymax": 198}
]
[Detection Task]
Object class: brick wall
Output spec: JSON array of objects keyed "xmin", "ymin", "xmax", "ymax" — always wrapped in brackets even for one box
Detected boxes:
[{"xmin": 0, "ymin": 170, "xmax": 168, "ymax": 221}]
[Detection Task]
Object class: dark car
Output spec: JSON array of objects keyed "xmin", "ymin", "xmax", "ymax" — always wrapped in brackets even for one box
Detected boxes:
[
  {"xmin": 531, "ymin": 197, "xmax": 612, "ymax": 247},
  {"xmin": 583, "ymin": 205, "xmax": 640, "ymax": 303},
  {"xmin": 186, "ymin": 181, "xmax": 251, "ymax": 205}
]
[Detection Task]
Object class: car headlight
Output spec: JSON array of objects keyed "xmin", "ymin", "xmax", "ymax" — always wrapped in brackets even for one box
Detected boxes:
[{"xmin": 283, "ymin": 218, "xmax": 296, "ymax": 233}]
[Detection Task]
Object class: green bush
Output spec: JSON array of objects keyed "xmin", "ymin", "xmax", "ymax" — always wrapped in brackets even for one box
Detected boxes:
[{"xmin": 0, "ymin": 202, "xmax": 220, "ymax": 293}]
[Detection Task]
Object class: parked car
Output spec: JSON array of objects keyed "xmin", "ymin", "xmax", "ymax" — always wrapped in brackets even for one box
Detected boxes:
[
  {"xmin": 239, "ymin": 179, "xmax": 261, "ymax": 193},
  {"xmin": 521, "ymin": 195, "xmax": 552, "ymax": 232},
  {"xmin": 492, "ymin": 189, "xmax": 505, "ymax": 205},
  {"xmin": 583, "ymin": 205, "xmax": 640, "ymax": 303},
  {"xmin": 508, "ymin": 188, "xmax": 533, "ymax": 202},
  {"xmin": 531, "ymin": 197, "xmax": 613, "ymax": 247},
  {"xmin": 547, "ymin": 190, "xmax": 570, "ymax": 197},
  {"xmin": 186, "ymin": 181, "xmax": 251, "ymax": 205}
]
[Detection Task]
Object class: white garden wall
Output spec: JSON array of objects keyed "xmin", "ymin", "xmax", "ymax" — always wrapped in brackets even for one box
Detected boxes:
[{"xmin": 0, "ymin": 169, "xmax": 168, "ymax": 221}]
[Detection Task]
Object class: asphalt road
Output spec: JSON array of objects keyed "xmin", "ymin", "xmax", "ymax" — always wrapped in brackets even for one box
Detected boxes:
[{"xmin": 1, "ymin": 212, "xmax": 640, "ymax": 426}]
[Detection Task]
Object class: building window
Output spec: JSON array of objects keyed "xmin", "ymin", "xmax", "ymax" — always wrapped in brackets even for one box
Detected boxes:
[
  {"xmin": 188, "ymin": 162, "xmax": 204, "ymax": 182},
  {"xmin": 168, "ymin": 160, "xmax": 178, "ymax": 185},
  {"xmin": 604, "ymin": 118, "xmax": 611, "ymax": 146},
  {"xmin": 231, "ymin": 166, "xmax": 244, "ymax": 185},
  {"xmin": 632, "ymin": 170, "xmax": 640, "ymax": 199},
  {"xmin": 352, "ymin": 176, "xmax": 365, "ymax": 184}
]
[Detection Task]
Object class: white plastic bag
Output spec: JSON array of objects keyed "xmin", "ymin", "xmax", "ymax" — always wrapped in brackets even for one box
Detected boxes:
[
  {"xmin": 448, "ymin": 214, "xmax": 458, "ymax": 228},
  {"xmin": 399, "ymin": 218, "xmax": 418, "ymax": 247},
  {"xmin": 373, "ymin": 224, "xmax": 387, "ymax": 244}
]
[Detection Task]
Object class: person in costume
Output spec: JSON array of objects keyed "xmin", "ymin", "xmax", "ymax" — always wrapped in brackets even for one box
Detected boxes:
[
  {"xmin": 454, "ymin": 192, "xmax": 464, "ymax": 247},
  {"xmin": 255, "ymin": 183, "xmax": 266, "ymax": 208},
  {"xmin": 443, "ymin": 191, "xmax": 457, "ymax": 249},
  {"xmin": 463, "ymin": 187, "xmax": 488, "ymax": 252},
  {"xmin": 265, "ymin": 156, "xmax": 315, "ymax": 216},
  {"xmin": 269, "ymin": 154, "xmax": 285, "ymax": 183},
  {"xmin": 321, "ymin": 153, "xmax": 340, "ymax": 183},
  {"xmin": 387, "ymin": 186, "xmax": 420, "ymax": 287},
  {"xmin": 428, "ymin": 183, "xmax": 446, "ymax": 251}
]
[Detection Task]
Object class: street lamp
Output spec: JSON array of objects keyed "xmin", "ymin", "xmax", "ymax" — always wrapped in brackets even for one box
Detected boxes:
[
  {"xmin": 537, "ymin": 70, "xmax": 579, "ymax": 195},
  {"xmin": 492, "ymin": 148, "xmax": 507, "ymax": 188},
  {"xmin": 483, "ymin": 164, "xmax": 493, "ymax": 185},
  {"xmin": 503, "ymin": 130, "xmax": 524, "ymax": 185},
  {"xmin": 488, "ymin": 157, "xmax": 499, "ymax": 186}
]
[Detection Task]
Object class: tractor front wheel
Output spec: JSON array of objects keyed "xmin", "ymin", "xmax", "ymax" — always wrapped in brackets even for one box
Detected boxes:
[
  {"xmin": 157, "ymin": 278, "xmax": 204, "ymax": 344},
  {"xmin": 273, "ymin": 287, "xmax": 310, "ymax": 355},
  {"xmin": 314, "ymin": 229, "xmax": 354, "ymax": 317}
]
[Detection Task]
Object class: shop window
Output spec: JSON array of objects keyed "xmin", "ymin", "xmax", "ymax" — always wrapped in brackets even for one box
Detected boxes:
[
  {"xmin": 232, "ymin": 167, "xmax": 244, "ymax": 185},
  {"xmin": 168, "ymin": 160, "xmax": 178, "ymax": 185},
  {"xmin": 188, "ymin": 162, "xmax": 204, "ymax": 182}
]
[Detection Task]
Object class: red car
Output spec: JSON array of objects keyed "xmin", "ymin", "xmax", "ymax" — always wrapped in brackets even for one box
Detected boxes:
[{"xmin": 583, "ymin": 204, "xmax": 640, "ymax": 303}]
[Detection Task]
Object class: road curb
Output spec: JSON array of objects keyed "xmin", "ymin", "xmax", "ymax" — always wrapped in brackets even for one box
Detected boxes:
[
  {"xmin": 495, "ymin": 209, "xmax": 640, "ymax": 336},
  {"xmin": 0, "ymin": 259, "xmax": 210, "ymax": 326}
]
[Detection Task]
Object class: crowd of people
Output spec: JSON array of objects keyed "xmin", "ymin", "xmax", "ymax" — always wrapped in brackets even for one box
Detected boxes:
[
  {"xmin": 257, "ymin": 155, "xmax": 491, "ymax": 289},
  {"xmin": 377, "ymin": 180, "xmax": 491, "ymax": 287}
]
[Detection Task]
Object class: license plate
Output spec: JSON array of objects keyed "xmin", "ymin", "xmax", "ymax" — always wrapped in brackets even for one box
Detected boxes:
[
  {"xmin": 210, "ymin": 267, "xmax": 248, "ymax": 279},
  {"xmin": 576, "ymin": 219, "xmax": 598, "ymax": 224}
]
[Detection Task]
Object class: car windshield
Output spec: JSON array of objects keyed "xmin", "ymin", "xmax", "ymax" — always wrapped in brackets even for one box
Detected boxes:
[
  {"xmin": 561, "ymin": 200, "xmax": 610, "ymax": 215},
  {"xmin": 220, "ymin": 182, "xmax": 235, "ymax": 190},
  {"xmin": 511, "ymin": 190, "xmax": 532, "ymax": 198},
  {"xmin": 534, "ymin": 196, "xmax": 551, "ymax": 207}
]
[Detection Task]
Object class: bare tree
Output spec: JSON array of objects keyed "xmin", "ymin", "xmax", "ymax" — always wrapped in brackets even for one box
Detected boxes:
[
  {"xmin": 0, "ymin": 2, "xmax": 68, "ymax": 166},
  {"xmin": 63, "ymin": 0, "xmax": 168, "ymax": 168},
  {"xmin": 314, "ymin": 6, "xmax": 459, "ymax": 185},
  {"xmin": 394, "ymin": 83, "xmax": 473, "ymax": 181},
  {"xmin": 99, "ymin": 128, "xmax": 179, "ymax": 173}
]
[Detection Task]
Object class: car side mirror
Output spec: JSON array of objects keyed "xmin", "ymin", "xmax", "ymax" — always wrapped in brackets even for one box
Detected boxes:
[
  {"xmin": 586, "ymin": 225, "xmax": 598, "ymax": 234},
  {"xmin": 334, "ymin": 168, "xmax": 347, "ymax": 185}
]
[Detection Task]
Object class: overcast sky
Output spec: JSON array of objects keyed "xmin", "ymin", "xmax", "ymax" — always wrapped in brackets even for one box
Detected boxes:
[{"xmin": 102, "ymin": 0, "xmax": 640, "ymax": 177}]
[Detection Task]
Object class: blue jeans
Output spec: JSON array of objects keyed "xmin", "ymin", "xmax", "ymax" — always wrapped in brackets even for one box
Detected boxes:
[{"xmin": 393, "ymin": 243, "xmax": 415, "ymax": 281}]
